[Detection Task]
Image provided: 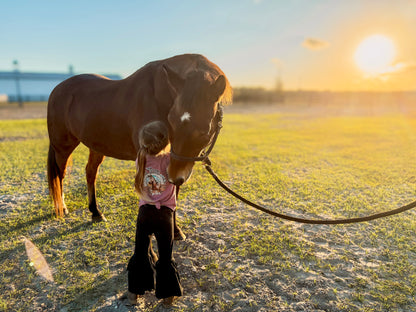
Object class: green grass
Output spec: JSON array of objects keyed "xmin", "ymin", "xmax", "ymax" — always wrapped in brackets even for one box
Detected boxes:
[{"xmin": 0, "ymin": 109, "xmax": 415, "ymax": 311}]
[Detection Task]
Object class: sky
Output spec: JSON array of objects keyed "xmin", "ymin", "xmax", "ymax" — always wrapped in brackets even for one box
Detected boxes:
[{"xmin": 1, "ymin": 0, "xmax": 415, "ymax": 91}]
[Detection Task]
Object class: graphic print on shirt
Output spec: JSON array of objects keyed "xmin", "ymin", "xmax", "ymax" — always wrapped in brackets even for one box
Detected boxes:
[{"xmin": 143, "ymin": 168, "xmax": 167, "ymax": 196}]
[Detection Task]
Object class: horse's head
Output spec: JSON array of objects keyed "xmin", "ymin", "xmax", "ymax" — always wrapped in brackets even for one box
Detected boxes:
[{"xmin": 161, "ymin": 65, "xmax": 231, "ymax": 186}]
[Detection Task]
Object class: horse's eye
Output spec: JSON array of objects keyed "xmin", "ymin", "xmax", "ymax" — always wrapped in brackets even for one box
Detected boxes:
[
  {"xmin": 193, "ymin": 130, "xmax": 206, "ymax": 140},
  {"xmin": 199, "ymin": 132, "xmax": 211, "ymax": 142}
]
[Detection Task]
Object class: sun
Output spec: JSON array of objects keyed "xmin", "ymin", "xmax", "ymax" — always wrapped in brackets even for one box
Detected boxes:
[{"xmin": 354, "ymin": 34, "xmax": 396, "ymax": 76}]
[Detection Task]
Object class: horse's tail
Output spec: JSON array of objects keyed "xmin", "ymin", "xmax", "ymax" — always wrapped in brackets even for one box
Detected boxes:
[{"xmin": 47, "ymin": 144, "xmax": 64, "ymax": 217}]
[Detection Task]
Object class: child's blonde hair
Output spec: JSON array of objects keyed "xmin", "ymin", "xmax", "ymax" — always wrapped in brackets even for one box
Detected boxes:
[{"xmin": 135, "ymin": 121, "xmax": 169, "ymax": 197}]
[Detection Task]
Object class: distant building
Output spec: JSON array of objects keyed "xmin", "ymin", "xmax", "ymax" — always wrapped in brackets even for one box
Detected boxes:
[{"xmin": 0, "ymin": 71, "xmax": 122, "ymax": 102}]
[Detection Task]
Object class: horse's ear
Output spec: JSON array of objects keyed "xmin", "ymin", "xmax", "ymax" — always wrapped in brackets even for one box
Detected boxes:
[
  {"xmin": 154, "ymin": 65, "xmax": 184, "ymax": 103},
  {"xmin": 163, "ymin": 65, "xmax": 185, "ymax": 97},
  {"xmin": 212, "ymin": 75, "xmax": 226, "ymax": 100}
]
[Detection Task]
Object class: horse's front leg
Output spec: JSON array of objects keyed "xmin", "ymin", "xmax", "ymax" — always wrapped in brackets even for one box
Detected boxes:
[
  {"xmin": 174, "ymin": 186, "xmax": 186, "ymax": 240},
  {"xmin": 86, "ymin": 149, "xmax": 107, "ymax": 222}
]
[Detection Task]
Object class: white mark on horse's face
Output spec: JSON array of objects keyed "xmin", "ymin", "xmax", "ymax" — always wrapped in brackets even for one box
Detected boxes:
[{"xmin": 180, "ymin": 112, "xmax": 191, "ymax": 122}]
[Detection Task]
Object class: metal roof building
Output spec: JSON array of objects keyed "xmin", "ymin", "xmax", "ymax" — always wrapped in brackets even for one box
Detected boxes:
[{"xmin": 0, "ymin": 71, "xmax": 122, "ymax": 102}]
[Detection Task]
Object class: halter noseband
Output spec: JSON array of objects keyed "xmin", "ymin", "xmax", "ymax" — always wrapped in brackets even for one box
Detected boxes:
[{"xmin": 170, "ymin": 104, "xmax": 223, "ymax": 165}]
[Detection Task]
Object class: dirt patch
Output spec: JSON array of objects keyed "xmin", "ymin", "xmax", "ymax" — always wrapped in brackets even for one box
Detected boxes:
[
  {"xmin": 91, "ymin": 202, "xmax": 416, "ymax": 312},
  {"xmin": 0, "ymin": 194, "xmax": 32, "ymax": 217},
  {"xmin": 0, "ymin": 102, "xmax": 47, "ymax": 120}
]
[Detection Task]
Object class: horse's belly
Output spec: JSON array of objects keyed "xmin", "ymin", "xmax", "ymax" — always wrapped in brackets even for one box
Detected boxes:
[
  {"xmin": 69, "ymin": 109, "xmax": 137, "ymax": 160},
  {"xmin": 81, "ymin": 134, "xmax": 137, "ymax": 160}
]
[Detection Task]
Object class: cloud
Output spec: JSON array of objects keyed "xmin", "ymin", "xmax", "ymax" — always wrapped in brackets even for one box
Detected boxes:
[
  {"xmin": 363, "ymin": 61, "xmax": 416, "ymax": 81},
  {"xmin": 396, "ymin": 62, "xmax": 416, "ymax": 73},
  {"xmin": 302, "ymin": 38, "xmax": 330, "ymax": 51},
  {"xmin": 369, "ymin": 62, "xmax": 415, "ymax": 78}
]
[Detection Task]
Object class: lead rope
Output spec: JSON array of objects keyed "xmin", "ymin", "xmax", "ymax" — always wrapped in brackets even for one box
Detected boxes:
[{"xmin": 203, "ymin": 160, "xmax": 416, "ymax": 224}]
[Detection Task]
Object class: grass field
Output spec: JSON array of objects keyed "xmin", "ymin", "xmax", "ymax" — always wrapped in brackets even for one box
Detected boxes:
[{"xmin": 0, "ymin": 105, "xmax": 415, "ymax": 311}]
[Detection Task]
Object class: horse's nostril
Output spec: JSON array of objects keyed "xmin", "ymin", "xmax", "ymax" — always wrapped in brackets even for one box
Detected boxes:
[{"xmin": 173, "ymin": 177, "xmax": 185, "ymax": 186}]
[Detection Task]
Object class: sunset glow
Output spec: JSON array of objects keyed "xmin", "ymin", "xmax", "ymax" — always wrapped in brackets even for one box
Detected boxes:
[{"xmin": 1, "ymin": 1, "xmax": 415, "ymax": 92}]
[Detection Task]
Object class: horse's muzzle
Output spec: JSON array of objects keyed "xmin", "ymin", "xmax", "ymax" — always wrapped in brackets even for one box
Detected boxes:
[
  {"xmin": 167, "ymin": 161, "xmax": 193, "ymax": 186},
  {"xmin": 169, "ymin": 177, "xmax": 185, "ymax": 186}
]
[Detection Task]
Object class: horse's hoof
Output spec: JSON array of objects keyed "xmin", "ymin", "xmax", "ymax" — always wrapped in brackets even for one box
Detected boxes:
[
  {"xmin": 126, "ymin": 291, "xmax": 138, "ymax": 305},
  {"xmin": 92, "ymin": 214, "xmax": 107, "ymax": 222},
  {"xmin": 162, "ymin": 296, "xmax": 177, "ymax": 307},
  {"xmin": 174, "ymin": 227, "xmax": 186, "ymax": 241}
]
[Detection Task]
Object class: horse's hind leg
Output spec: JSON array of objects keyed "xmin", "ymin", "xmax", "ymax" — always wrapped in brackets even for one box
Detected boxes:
[
  {"xmin": 86, "ymin": 149, "xmax": 107, "ymax": 222},
  {"xmin": 48, "ymin": 142, "xmax": 79, "ymax": 217}
]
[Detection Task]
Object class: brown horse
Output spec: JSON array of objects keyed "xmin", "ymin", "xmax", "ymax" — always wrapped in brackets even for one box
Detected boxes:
[{"xmin": 47, "ymin": 54, "xmax": 232, "ymax": 220}]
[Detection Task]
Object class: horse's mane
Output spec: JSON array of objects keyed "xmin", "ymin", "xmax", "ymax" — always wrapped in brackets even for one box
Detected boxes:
[{"xmin": 218, "ymin": 77, "xmax": 233, "ymax": 106}]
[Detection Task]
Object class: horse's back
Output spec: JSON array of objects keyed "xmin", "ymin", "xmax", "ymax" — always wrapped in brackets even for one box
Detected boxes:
[
  {"xmin": 47, "ymin": 73, "xmax": 145, "ymax": 160},
  {"xmin": 48, "ymin": 74, "xmax": 115, "ymax": 132},
  {"xmin": 49, "ymin": 74, "xmax": 113, "ymax": 102}
]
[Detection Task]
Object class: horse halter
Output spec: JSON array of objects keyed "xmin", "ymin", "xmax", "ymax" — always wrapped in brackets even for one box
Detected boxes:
[{"xmin": 170, "ymin": 104, "xmax": 224, "ymax": 165}]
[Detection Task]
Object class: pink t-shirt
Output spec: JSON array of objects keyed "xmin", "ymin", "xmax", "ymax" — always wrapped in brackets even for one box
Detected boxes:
[{"xmin": 137, "ymin": 153, "xmax": 176, "ymax": 210}]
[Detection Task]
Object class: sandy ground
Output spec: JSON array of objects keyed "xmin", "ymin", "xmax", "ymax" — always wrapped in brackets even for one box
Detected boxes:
[{"xmin": 0, "ymin": 102, "xmax": 48, "ymax": 119}]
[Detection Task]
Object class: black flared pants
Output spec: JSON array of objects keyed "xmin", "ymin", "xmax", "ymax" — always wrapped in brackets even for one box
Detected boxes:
[{"xmin": 127, "ymin": 204, "xmax": 183, "ymax": 299}]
